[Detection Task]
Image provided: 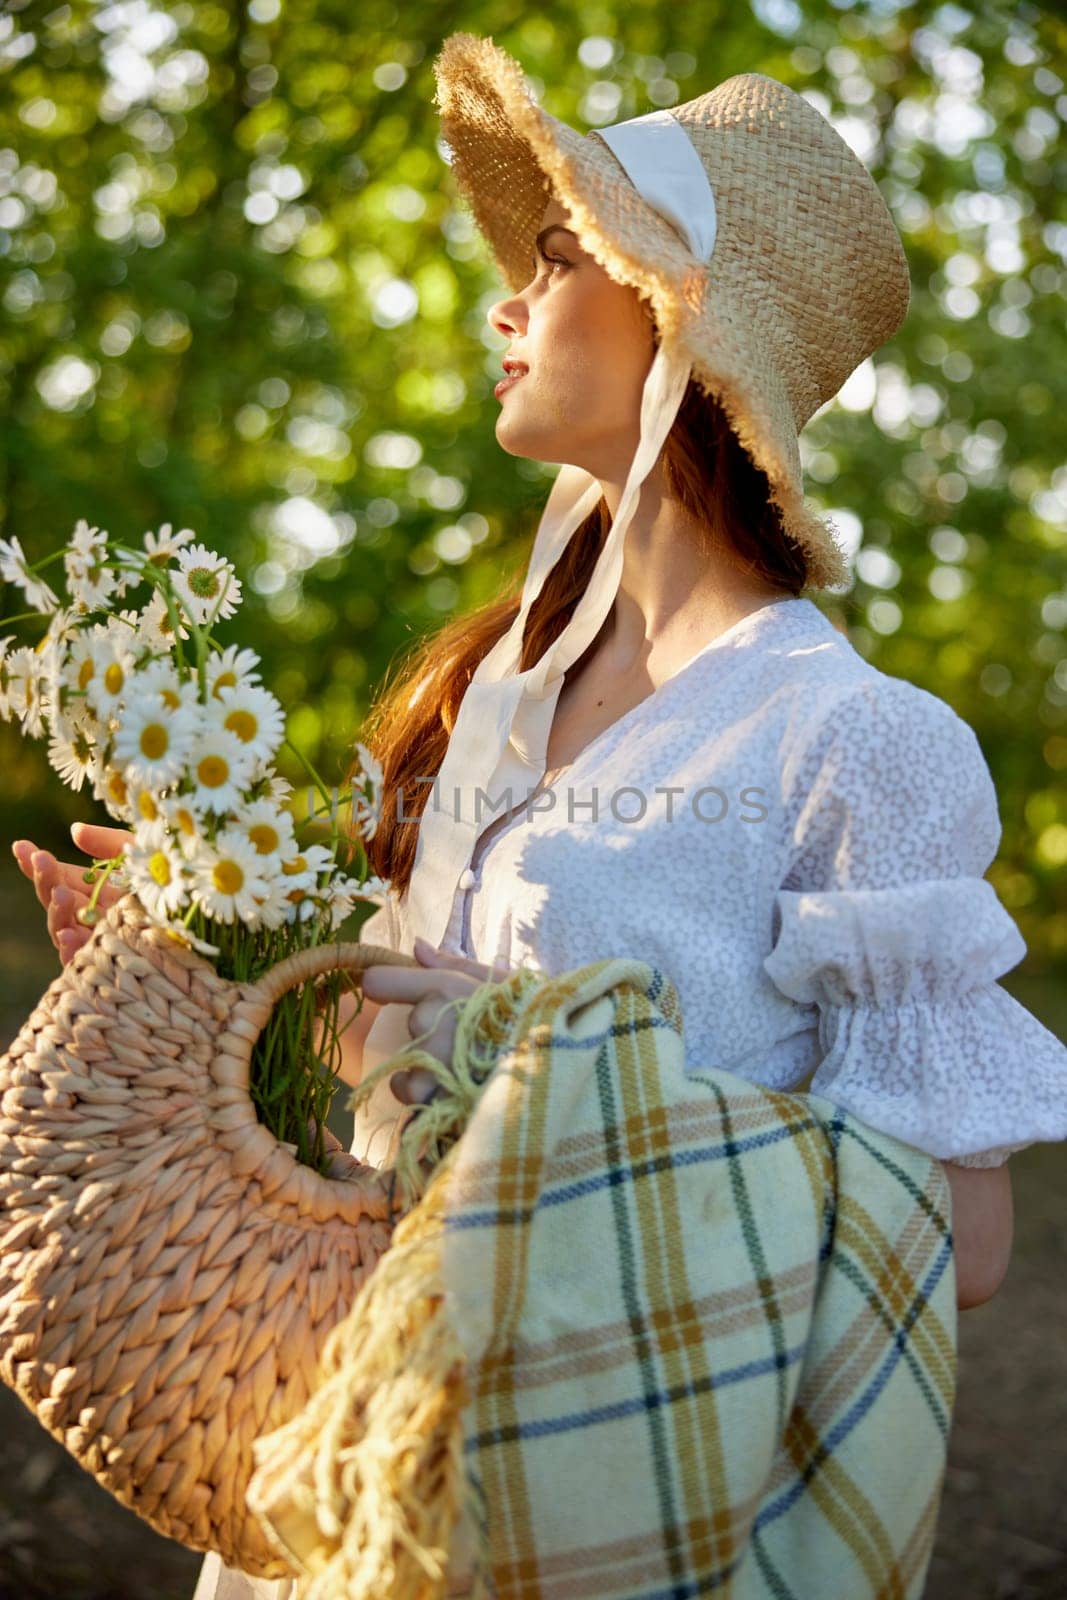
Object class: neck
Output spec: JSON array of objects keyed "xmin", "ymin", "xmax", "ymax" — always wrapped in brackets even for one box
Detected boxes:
[{"xmin": 593, "ymin": 461, "xmax": 793, "ymax": 670}]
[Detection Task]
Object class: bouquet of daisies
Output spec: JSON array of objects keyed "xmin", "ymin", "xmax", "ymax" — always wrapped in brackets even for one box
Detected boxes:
[{"xmin": 0, "ymin": 520, "xmax": 387, "ymax": 1174}]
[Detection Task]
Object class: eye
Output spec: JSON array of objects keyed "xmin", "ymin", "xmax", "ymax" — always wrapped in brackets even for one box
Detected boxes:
[{"xmin": 530, "ymin": 251, "xmax": 569, "ymax": 279}]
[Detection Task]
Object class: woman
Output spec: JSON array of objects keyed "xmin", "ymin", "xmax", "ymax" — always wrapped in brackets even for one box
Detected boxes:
[{"xmin": 17, "ymin": 31, "xmax": 1066, "ymax": 1597}]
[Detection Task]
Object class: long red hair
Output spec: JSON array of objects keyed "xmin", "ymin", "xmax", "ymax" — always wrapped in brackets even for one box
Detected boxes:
[{"xmin": 351, "ymin": 368, "xmax": 815, "ymax": 900}]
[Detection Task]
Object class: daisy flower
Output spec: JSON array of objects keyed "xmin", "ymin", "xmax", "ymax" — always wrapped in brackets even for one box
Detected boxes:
[
  {"xmin": 326, "ymin": 873, "xmax": 387, "ymax": 930},
  {"xmin": 69, "ymin": 518, "xmax": 106, "ymax": 562},
  {"xmin": 0, "ymin": 636, "xmax": 15, "ymax": 721},
  {"xmin": 91, "ymin": 760, "xmax": 134, "ymax": 823},
  {"xmin": 353, "ymin": 740, "xmax": 383, "ymax": 792},
  {"xmin": 0, "ymin": 536, "xmax": 59, "ymax": 614},
  {"xmin": 186, "ymin": 723, "xmax": 256, "ymax": 813},
  {"xmin": 42, "ymin": 605, "xmax": 82, "ymax": 648},
  {"xmin": 62, "ymin": 629, "xmax": 99, "ymax": 702},
  {"xmin": 229, "ymin": 797, "xmax": 296, "ymax": 867},
  {"xmin": 276, "ymin": 842, "xmax": 336, "ymax": 922},
  {"xmin": 4, "ymin": 645, "xmax": 47, "ymax": 737},
  {"xmin": 111, "ymin": 694, "xmax": 198, "ymax": 788},
  {"xmin": 334, "ymin": 741, "xmax": 384, "ymax": 842},
  {"xmin": 138, "ymin": 589, "xmax": 189, "ymax": 650},
  {"xmin": 129, "ymin": 783, "xmax": 167, "ymax": 825},
  {"xmin": 32, "ymin": 628, "xmax": 66, "ymax": 724},
  {"xmin": 171, "ymin": 543, "xmax": 242, "ymax": 625},
  {"xmin": 47, "ymin": 723, "xmax": 97, "ymax": 792},
  {"xmin": 126, "ymin": 819, "xmax": 189, "ymax": 920},
  {"xmin": 246, "ymin": 870, "xmax": 294, "ymax": 931},
  {"xmin": 191, "ymin": 831, "xmax": 271, "ymax": 924},
  {"xmin": 206, "ymin": 643, "xmax": 261, "ymax": 699},
  {"xmin": 64, "ymin": 522, "xmax": 119, "ymax": 612},
  {"xmin": 263, "ymin": 770, "xmax": 293, "ymax": 806},
  {"xmin": 84, "ymin": 631, "xmax": 137, "ymax": 719},
  {"xmin": 134, "ymin": 657, "xmax": 199, "ymax": 716},
  {"xmin": 158, "ymin": 791, "xmax": 208, "ymax": 857},
  {"xmin": 207, "ymin": 681, "xmax": 285, "ymax": 764},
  {"xmin": 142, "ymin": 522, "xmax": 196, "ymax": 564},
  {"xmin": 65, "ymin": 554, "xmax": 119, "ymax": 614},
  {"xmin": 161, "ymin": 923, "xmax": 220, "ymax": 958}
]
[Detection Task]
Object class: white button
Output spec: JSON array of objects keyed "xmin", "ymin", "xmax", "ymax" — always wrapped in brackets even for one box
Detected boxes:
[{"xmin": 458, "ymin": 867, "xmax": 476, "ymax": 890}]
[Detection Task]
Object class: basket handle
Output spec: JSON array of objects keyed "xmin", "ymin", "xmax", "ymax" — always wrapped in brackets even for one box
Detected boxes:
[{"xmin": 247, "ymin": 940, "xmax": 420, "ymax": 1008}]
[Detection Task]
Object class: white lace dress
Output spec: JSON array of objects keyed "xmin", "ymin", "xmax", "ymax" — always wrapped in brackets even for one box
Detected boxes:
[{"xmin": 194, "ymin": 593, "xmax": 1067, "ymax": 1598}]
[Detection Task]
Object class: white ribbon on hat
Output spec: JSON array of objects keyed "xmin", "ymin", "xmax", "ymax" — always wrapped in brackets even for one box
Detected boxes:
[{"xmin": 403, "ymin": 108, "xmax": 719, "ymax": 950}]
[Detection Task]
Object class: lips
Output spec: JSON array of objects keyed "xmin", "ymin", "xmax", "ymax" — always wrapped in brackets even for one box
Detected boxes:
[{"xmin": 495, "ymin": 364, "xmax": 528, "ymax": 399}]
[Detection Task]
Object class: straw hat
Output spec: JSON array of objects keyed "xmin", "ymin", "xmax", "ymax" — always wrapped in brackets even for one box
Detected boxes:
[
  {"xmin": 395, "ymin": 30, "xmax": 912, "ymax": 951},
  {"xmin": 433, "ymin": 30, "xmax": 911, "ymax": 588}
]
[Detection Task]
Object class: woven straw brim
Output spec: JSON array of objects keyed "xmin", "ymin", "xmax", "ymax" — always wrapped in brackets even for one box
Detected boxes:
[{"xmin": 434, "ymin": 34, "xmax": 913, "ymax": 593}]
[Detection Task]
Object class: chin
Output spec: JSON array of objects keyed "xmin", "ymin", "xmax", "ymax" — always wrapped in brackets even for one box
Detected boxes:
[{"xmin": 494, "ymin": 419, "xmax": 560, "ymax": 463}]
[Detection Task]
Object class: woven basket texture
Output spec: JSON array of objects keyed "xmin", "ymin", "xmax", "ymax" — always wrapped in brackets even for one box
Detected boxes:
[{"xmin": 0, "ymin": 893, "xmax": 416, "ymax": 1577}]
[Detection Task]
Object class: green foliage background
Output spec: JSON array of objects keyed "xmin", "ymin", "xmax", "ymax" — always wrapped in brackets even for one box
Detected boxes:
[{"xmin": 1, "ymin": 0, "xmax": 1065, "ymax": 975}]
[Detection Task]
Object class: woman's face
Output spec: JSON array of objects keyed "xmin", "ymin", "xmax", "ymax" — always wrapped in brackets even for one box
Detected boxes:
[{"xmin": 486, "ymin": 196, "xmax": 656, "ymax": 483}]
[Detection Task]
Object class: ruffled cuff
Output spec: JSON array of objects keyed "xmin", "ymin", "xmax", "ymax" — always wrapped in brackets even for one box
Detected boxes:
[{"xmin": 763, "ymin": 880, "xmax": 1067, "ymax": 1166}]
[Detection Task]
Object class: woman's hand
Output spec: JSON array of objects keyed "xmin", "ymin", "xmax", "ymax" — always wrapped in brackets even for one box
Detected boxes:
[
  {"xmin": 941, "ymin": 1158, "xmax": 1014, "ymax": 1311},
  {"xmin": 12, "ymin": 822, "xmax": 133, "ymax": 965},
  {"xmin": 360, "ymin": 937, "xmax": 514, "ymax": 1107}
]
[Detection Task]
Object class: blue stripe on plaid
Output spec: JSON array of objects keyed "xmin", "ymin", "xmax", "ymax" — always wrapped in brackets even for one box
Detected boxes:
[
  {"xmin": 443, "ymin": 1115, "xmax": 826, "ymax": 1233},
  {"xmin": 462, "ymin": 1336, "xmax": 812, "ymax": 1453}
]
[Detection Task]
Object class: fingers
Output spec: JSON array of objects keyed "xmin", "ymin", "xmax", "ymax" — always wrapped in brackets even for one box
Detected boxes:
[
  {"xmin": 47, "ymin": 882, "xmax": 87, "ymax": 944},
  {"xmin": 12, "ymin": 840, "xmax": 123, "ymax": 963},
  {"xmin": 324, "ymin": 1149, "xmax": 370, "ymax": 1182},
  {"xmin": 390, "ymin": 1065, "xmax": 443, "ymax": 1106},
  {"xmin": 413, "ymin": 936, "xmax": 509, "ymax": 983},
  {"xmin": 57, "ymin": 926, "xmax": 91, "ymax": 964},
  {"xmin": 71, "ymin": 821, "xmax": 133, "ymax": 860},
  {"xmin": 13, "ymin": 842, "xmax": 126, "ymax": 906},
  {"xmin": 361, "ymin": 964, "xmax": 474, "ymax": 1005}
]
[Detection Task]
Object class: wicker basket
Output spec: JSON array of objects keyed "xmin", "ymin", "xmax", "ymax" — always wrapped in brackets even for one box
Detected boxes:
[{"xmin": 0, "ymin": 893, "xmax": 419, "ymax": 1577}]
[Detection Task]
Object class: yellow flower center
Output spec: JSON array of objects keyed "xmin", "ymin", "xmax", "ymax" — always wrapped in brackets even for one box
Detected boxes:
[
  {"xmin": 224, "ymin": 708, "xmax": 257, "ymax": 743},
  {"xmin": 161, "ymin": 687, "xmax": 180, "ymax": 709},
  {"xmin": 286, "ymin": 888, "xmax": 306, "ymax": 905},
  {"xmin": 140, "ymin": 723, "xmax": 169, "ymax": 761},
  {"xmin": 78, "ymin": 658, "xmax": 94, "ymax": 690},
  {"xmin": 212, "ymin": 670, "xmax": 237, "ymax": 697},
  {"xmin": 148, "ymin": 850, "xmax": 171, "ymax": 887},
  {"xmin": 175, "ymin": 807, "xmax": 196, "ymax": 835},
  {"xmin": 137, "ymin": 791, "xmax": 159, "ymax": 820},
  {"xmin": 248, "ymin": 823, "xmax": 279, "ymax": 854},
  {"xmin": 282, "ymin": 855, "xmax": 306, "ymax": 876},
  {"xmin": 107, "ymin": 770, "xmax": 128, "ymax": 806},
  {"xmin": 197, "ymin": 754, "xmax": 230, "ymax": 789},
  {"xmin": 104, "ymin": 662, "xmax": 124, "ymax": 695},
  {"xmin": 213, "ymin": 859, "xmax": 244, "ymax": 895}
]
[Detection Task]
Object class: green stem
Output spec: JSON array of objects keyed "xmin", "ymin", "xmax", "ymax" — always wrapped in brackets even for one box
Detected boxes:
[{"xmin": 284, "ymin": 737, "xmax": 333, "ymax": 815}]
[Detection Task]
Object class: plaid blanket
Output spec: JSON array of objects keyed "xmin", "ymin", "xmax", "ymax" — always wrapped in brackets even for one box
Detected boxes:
[{"xmin": 249, "ymin": 955, "xmax": 958, "ymax": 1600}]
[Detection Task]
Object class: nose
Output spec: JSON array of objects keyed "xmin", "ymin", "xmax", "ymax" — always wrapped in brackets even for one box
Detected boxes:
[{"xmin": 487, "ymin": 287, "xmax": 528, "ymax": 342}]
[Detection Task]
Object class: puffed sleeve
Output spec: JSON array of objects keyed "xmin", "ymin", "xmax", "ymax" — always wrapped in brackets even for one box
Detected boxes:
[{"xmin": 763, "ymin": 675, "xmax": 1067, "ymax": 1168}]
